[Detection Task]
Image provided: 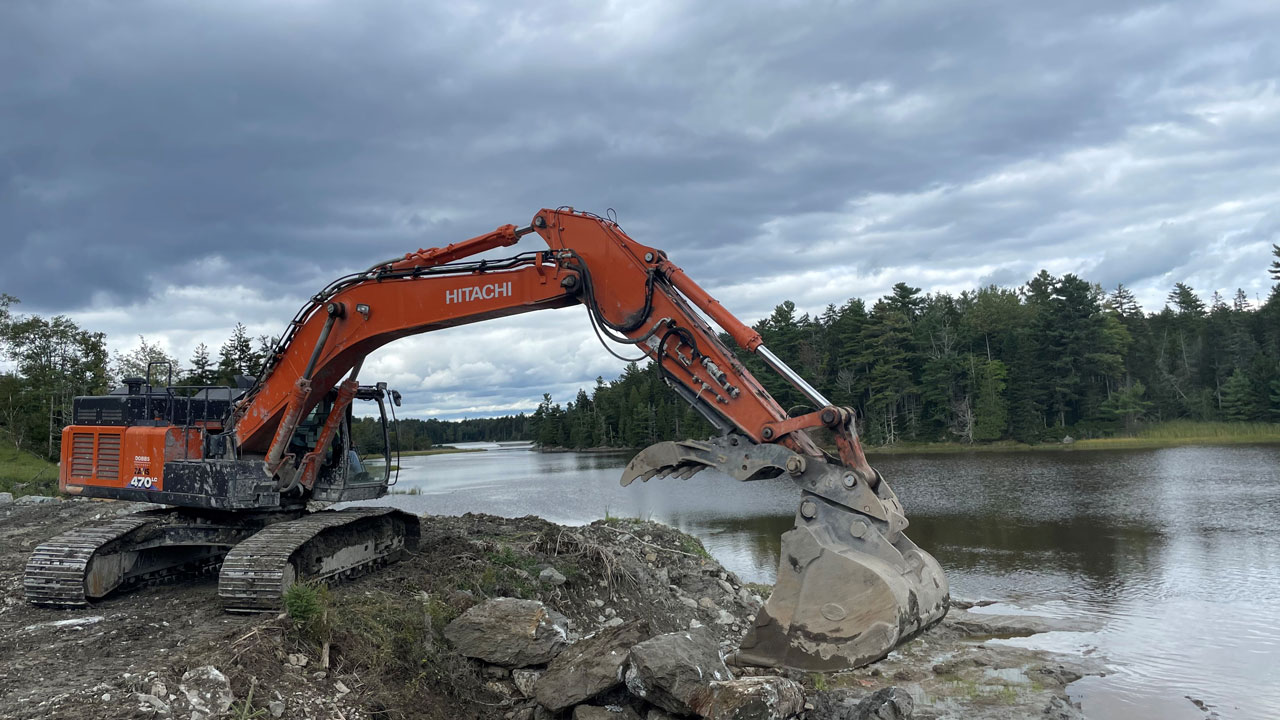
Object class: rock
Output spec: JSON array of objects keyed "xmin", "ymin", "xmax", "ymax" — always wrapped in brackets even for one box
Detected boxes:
[
  {"xmin": 482, "ymin": 664, "xmax": 510, "ymax": 680},
  {"xmin": 134, "ymin": 693, "xmax": 169, "ymax": 714},
  {"xmin": 623, "ymin": 626, "xmax": 732, "ymax": 715},
  {"xmin": 445, "ymin": 597, "xmax": 569, "ymax": 667},
  {"xmin": 287, "ymin": 653, "xmax": 309, "ymax": 668},
  {"xmin": 807, "ymin": 687, "xmax": 912, "ymax": 720},
  {"xmin": 688, "ymin": 676, "xmax": 805, "ymax": 719},
  {"xmin": 150, "ymin": 681, "xmax": 167, "ymax": 697},
  {"xmin": 698, "ymin": 597, "xmax": 717, "ymax": 609},
  {"xmin": 715, "ymin": 609, "xmax": 736, "ymax": 625},
  {"xmin": 716, "ymin": 579, "xmax": 735, "ymax": 594},
  {"xmin": 0, "ymin": 492, "xmax": 13, "ymax": 506},
  {"xmin": 179, "ymin": 666, "xmax": 234, "ymax": 720},
  {"xmin": 1043, "ymin": 695, "xmax": 1085, "ymax": 720},
  {"xmin": 334, "ymin": 680, "xmax": 350, "ymax": 695},
  {"xmin": 573, "ymin": 706, "xmax": 642, "ymax": 720},
  {"xmin": 604, "ymin": 617, "xmax": 624, "ymax": 628},
  {"xmin": 541, "ymin": 567, "xmax": 568, "ymax": 585},
  {"xmin": 268, "ymin": 700, "xmax": 286, "ymax": 718},
  {"xmin": 535, "ymin": 620, "xmax": 651, "ymax": 711},
  {"xmin": 679, "ymin": 596, "xmax": 699, "ymax": 609},
  {"xmin": 512, "ymin": 668, "xmax": 542, "ymax": 698},
  {"xmin": 646, "ymin": 710, "xmax": 680, "ymax": 720},
  {"xmin": 14, "ymin": 495, "xmax": 57, "ymax": 505}
]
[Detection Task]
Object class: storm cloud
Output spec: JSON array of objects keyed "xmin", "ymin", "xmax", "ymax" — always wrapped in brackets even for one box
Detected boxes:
[{"xmin": 2, "ymin": 0, "xmax": 1277, "ymax": 418}]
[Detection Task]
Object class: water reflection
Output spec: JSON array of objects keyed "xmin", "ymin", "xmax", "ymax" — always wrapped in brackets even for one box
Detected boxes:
[{"xmin": 356, "ymin": 443, "xmax": 1280, "ymax": 719}]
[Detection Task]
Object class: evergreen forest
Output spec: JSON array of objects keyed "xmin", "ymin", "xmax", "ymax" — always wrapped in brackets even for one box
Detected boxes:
[{"xmin": 3, "ymin": 248, "xmax": 1279, "ymax": 464}]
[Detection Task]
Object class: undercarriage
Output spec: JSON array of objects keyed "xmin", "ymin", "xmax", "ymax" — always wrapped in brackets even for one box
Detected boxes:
[{"xmin": 24, "ymin": 506, "xmax": 420, "ymax": 611}]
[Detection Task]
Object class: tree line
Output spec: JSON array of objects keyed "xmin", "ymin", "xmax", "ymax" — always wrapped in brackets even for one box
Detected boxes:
[
  {"xmin": 3, "ymin": 245, "xmax": 1278, "ymax": 460},
  {"xmin": 531, "ymin": 250, "xmax": 1280, "ymax": 448}
]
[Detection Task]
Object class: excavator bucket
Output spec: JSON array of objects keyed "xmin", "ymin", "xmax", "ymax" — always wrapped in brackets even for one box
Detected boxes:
[{"xmin": 622, "ymin": 436, "xmax": 948, "ymax": 672}]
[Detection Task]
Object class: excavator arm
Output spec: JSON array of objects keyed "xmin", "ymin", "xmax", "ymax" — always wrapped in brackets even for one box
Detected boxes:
[{"xmin": 228, "ymin": 207, "xmax": 948, "ymax": 670}]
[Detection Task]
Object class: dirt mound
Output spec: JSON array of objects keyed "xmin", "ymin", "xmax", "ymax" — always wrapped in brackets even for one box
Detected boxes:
[{"xmin": 0, "ymin": 501, "xmax": 1102, "ymax": 720}]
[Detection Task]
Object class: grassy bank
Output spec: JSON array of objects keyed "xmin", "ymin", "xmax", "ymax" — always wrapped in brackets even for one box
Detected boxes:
[
  {"xmin": 866, "ymin": 421, "xmax": 1280, "ymax": 455},
  {"xmin": 0, "ymin": 435, "xmax": 59, "ymax": 497}
]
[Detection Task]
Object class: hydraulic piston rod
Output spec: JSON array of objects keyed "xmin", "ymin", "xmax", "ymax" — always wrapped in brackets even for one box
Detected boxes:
[{"xmin": 757, "ymin": 345, "xmax": 833, "ymax": 409}]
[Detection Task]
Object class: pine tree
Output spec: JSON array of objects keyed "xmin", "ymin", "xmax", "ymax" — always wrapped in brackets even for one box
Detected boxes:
[
  {"xmin": 186, "ymin": 343, "xmax": 214, "ymax": 385},
  {"xmin": 1167, "ymin": 283, "xmax": 1206, "ymax": 317},
  {"xmin": 1271, "ymin": 244, "xmax": 1280, "ymax": 281},
  {"xmin": 216, "ymin": 323, "xmax": 254, "ymax": 384},
  {"xmin": 1220, "ymin": 368, "xmax": 1258, "ymax": 421}
]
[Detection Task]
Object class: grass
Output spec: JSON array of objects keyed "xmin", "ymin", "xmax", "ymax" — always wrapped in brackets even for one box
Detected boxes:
[
  {"xmin": 865, "ymin": 420, "xmax": 1280, "ymax": 455},
  {"xmin": 0, "ymin": 433, "xmax": 59, "ymax": 497},
  {"xmin": 282, "ymin": 582, "xmax": 332, "ymax": 645}
]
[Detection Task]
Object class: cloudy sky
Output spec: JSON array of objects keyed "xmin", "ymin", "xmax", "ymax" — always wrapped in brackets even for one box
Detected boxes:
[{"xmin": 3, "ymin": 1, "xmax": 1278, "ymax": 419}]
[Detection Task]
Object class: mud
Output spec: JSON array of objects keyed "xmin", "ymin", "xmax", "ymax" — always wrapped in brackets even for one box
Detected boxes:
[{"xmin": 0, "ymin": 499, "xmax": 1106, "ymax": 719}]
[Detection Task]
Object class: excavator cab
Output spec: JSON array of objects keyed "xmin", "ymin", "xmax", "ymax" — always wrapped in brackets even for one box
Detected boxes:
[{"xmin": 309, "ymin": 383, "xmax": 402, "ymax": 503}]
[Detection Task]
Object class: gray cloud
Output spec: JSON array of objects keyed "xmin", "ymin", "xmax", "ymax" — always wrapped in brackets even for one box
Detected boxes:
[{"xmin": 2, "ymin": 0, "xmax": 1278, "ymax": 418}]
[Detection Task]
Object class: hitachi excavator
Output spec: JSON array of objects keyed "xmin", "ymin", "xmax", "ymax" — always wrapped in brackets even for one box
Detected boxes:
[{"xmin": 25, "ymin": 208, "xmax": 947, "ymax": 671}]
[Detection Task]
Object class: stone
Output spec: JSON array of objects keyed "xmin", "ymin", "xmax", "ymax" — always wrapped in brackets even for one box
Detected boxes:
[
  {"xmin": 1043, "ymin": 695, "xmax": 1085, "ymax": 720},
  {"xmin": 604, "ymin": 617, "xmax": 624, "ymax": 628},
  {"xmin": 150, "ymin": 681, "xmax": 167, "ymax": 697},
  {"xmin": 688, "ymin": 676, "xmax": 806, "ymax": 720},
  {"xmin": 808, "ymin": 687, "xmax": 913, "ymax": 720},
  {"xmin": 716, "ymin": 579, "xmax": 735, "ymax": 594},
  {"xmin": 540, "ymin": 567, "xmax": 568, "ymax": 585},
  {"xmin": 14, "ymin": 495, "xmax": 57, "ymax": 505},
  {"xmin": 646, "ymin": 710, "xmax": 680, "ymax": 720},
  {"xmin": 512, "ymin": 668, "xmax": 542, "ymax": 698},
  {"xmin": 444, "ymin": 597, "xmax": 570, "ymax": 667},
  {"xmin": 572, "ymin": 706, "xmax": 642, "ymax": 720},
  {"xmin": 698, "ymin": 597, "xmax": 717, "ymax": 609},
  {"xmin": 715, "ymin": 609, "xmax": 736, "ymax": 625},
  {"xmin": 179, "ymin": 666, "xmax": 234, "ymax": 720},
  {"xmin": 679, "ymin": 596, "xmax": 699, "ymax": 609},
  {"xmin": 535, "ymin": 620, "xmax": 652, "ymax": 712},
  {"xmin": 0, "ymin": 492, "xmax": 13, "ymax": 506},
  {"xmin": 268, "ymin": 700, "xmax": 286, "ymax": 718},
  {"xmin": 623, "ymin": 626, "xmax": 732, "ymax": 715},
  {"xmin": 334, "ymin": 680, "xmax": 350, "ymax": 695},
  {"xmin": 134, "ymin": 693, "xmax": 169, "ymax": 714},
  {"xmin": 287, "ymin": 653, "xmax": 309, "ymax": 668}
]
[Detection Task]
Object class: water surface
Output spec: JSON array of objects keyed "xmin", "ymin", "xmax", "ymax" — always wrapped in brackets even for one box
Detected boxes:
[{"xmin": 356, "ymin": 443, "xmax": 1280, "ymax": 719}]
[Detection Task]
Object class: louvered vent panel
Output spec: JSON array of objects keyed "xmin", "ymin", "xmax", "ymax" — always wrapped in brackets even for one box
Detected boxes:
[
  {"xmin": 70, "ymin": 433, "xmax": 94, "ymax": 478},
  {"xmin": 101, "ymin": 408, "xmax": 124, "ymax": 423},
  {"xmin": 96, "ymin": 433, "xmax": 122, "ymax": 481}
]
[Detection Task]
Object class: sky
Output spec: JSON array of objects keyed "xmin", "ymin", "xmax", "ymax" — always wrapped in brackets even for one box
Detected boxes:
[{"xmin": 2, "ymin": 1, "xmax": 1278, "ymax": 420}]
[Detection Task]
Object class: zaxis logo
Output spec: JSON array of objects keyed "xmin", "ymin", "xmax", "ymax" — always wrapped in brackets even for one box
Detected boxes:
[{"xmin": 128, "ymin": 477, "xmax": 157, "ymax": 490}]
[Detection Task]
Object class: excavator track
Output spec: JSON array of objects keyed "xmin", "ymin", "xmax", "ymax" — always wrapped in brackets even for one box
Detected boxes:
[
  {"xmin": 219, "ymin": 507, "xmax": 420, "ymax": 612},
  {"xmin": 24, "ymin": 516, "xmax": 158, "ymax": 606},
  {"xmin": 23, "ymin": 510, "xmax": 246, "ymax": 606}
]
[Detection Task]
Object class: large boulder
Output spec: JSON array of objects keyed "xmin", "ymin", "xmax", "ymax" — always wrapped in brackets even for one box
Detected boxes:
[
  {"xmin": 622, "ymin": 626, "xmax": 732, "ymax": 715},
  {"xmin": 179, "ymin": 666, "xmax": 234, "ymax": 720},
  {"xmin": 689, "ymin": 676, "xmax": 806, "ymax": 720},
  {"xmin": 535, "ymin": 620, "xmax": 652, "ymax": 711},
  {"xmin": 0, "ymin": 492, "xmax": 13, "ymax": 506},
  {"xmin": 445, "ymin": 597, "xmax": 570, "ymax": 667}
]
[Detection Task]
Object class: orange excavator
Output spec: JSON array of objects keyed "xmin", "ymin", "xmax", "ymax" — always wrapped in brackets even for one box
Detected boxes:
[{"xmin": 25, "ymin": 208, "xmax": 947, "ymax": 671}]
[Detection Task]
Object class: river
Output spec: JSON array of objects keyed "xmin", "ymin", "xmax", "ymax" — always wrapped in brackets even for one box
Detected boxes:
[{"xmin": 355, "ymin": 443, "xmax": 1280, "ymax": 719}]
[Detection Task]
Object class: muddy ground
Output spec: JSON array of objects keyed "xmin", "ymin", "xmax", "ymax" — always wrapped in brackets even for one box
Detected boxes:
[{"xmin": 0, "ymin": 498, "xmax": 1105, "ymax": 719}]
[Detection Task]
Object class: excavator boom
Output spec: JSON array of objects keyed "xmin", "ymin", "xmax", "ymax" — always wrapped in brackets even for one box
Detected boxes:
[{"xmin": 31, "ymin": 207, "xmax": 947, "ymax": 671}]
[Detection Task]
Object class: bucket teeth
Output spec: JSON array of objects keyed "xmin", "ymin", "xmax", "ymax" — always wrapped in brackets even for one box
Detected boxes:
[{"xmin": 621, "ymin": 434, "xmax": 949, "ymax": 672}]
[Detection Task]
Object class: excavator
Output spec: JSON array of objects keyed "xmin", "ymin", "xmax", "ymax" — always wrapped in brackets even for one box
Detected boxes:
[{"xmin": 25, "ymin": 208, "xmax": 947, "ymax": 671}]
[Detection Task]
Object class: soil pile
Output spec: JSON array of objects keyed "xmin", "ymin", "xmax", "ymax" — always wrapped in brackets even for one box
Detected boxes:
[{"xmin": 0, "ymin": 499, "xmax": 1103, "ymax": 719}]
